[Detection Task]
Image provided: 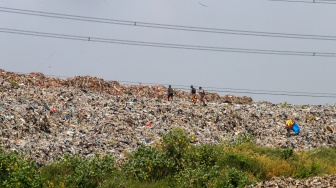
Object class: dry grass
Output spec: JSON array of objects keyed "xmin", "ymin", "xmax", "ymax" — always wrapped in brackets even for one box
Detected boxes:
[
  {"xmin": 255, "ymin": 154, "xmax": 292, "ymax": 178},
  {"xmin": 219, "ymin": 143, "xmax": 336, "ymax": 180}
]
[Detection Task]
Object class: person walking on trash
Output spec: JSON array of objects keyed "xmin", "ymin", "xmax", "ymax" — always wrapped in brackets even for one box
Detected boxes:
[
  {"xmin": 167, "ymin": 85, "xmax": 174, "ymax": 101},
  {"xmin": 198, "ymin": 86, "xmax": 206, "ymax": 106},
  {"xmin": 190, "ymin": 85, "xmax": 197, "ymax": 104},
  {"xmin": 285, "ymin": 119, "xmax": 300, "ymax": 136}
]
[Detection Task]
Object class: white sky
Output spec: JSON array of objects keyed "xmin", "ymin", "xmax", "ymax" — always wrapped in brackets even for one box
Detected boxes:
[{"xmin": 1, "ymin": 0, "xmax": 336, "ymax": 105}]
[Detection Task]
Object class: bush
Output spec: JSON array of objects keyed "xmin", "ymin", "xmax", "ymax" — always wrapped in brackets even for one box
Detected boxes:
[
  {"xmin": 254, "ymin": 154, "xmax": 292, "ymax": 179},
  {"xmin": 176, "ymin": 145, "xmax": 221, "ymax": 187},
  {"xmin": 40, "ymin": 154, "xmax": 116, "ymax": 187},
  {"xmin": 233, "ymin": 133, "xmax": 254, "ymax": 145},
  {"xmin": 0, "ymin": 150, "xmax": 44, "ymax": 187},
  {"xmin": 184, "ymin": 145, "xmax": 219, "ymax": 168},
  {"xmin": 177, "ymin": 164, "xmax": 220, "ymax": 188},
  {"xmin": 307, "ymin": 147, "xmax": 336, "ymax": 166},
  {"xmin": 123, "ymin": 145, "xmax": 172, "ymax": 181},
  {"xmin": 0, "ymin": 129, "xmax": 335, "ymax": 187},
  {"xmin": 220, "ymin": 152, "xmax": 259, "ymax": 174},
  {"xmin": 162, "ymin": 127, "xmax": 190, "ymax": 158},
  {"xmin": 212, "ymin": 167, "xmax": 253, "ymax": 188},
  {"xmin": 162, "ymin": 127, "xmax": 191, "ymax": 173},
  {"xmin": 294, "ymin": 159, "xmax": 323, "ymax": 179},
  {"xmin": 219, "ymin": 143, "xmax": 294, "ymax": 180},
  {"xmin": 280, "ymin": 148, "xmax": 294, "ymax": 160}
]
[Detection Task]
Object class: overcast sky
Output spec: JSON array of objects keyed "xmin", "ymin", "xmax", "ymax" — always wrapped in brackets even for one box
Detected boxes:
[{"xmin": 1, "ymin": 0, "xmax": 336, "ymax": 105}]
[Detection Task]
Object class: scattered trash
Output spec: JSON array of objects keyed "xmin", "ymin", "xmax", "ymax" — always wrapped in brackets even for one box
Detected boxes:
[
  {"xmin": 0, "ymin": 70, "xmax": 335, "ymax": 166},
  {"xmin": 247, "ymin": 174, "xmax": 336, "ymax": 187}
]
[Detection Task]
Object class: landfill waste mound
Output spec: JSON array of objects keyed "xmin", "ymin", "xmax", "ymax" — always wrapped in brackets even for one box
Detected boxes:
[
  {"xmin": 247, "ymin": 174, "xmax": 336, "ymax": 187},
  {"xmin": 0, "ymin": 69, "xmax": 336, "ymax": 165}
]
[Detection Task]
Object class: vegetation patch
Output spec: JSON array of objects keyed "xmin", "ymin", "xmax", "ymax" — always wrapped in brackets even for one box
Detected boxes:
[{"xmin": 0, "ymin": 127, "xmax": 335, "ymax": 187}]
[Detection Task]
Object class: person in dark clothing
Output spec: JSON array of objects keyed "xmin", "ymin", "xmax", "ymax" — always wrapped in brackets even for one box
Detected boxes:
[
  {"xmin": 167, "ymin": 85, "xmax": 174, "ymax": 101},
  {"xmin": 190, "ymin": 85, "xmax": 197, "ymax": 104}
]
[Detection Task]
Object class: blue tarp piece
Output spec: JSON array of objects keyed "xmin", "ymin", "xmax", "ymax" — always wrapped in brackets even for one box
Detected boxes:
[{"xmin": 292, "ymin": 122, "xmax": 300, "ymax": 135}]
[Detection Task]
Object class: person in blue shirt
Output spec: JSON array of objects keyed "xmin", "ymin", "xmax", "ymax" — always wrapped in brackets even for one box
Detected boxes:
[
  {"xmin": 286, "ymin": 119, "xmax": 300, "ymax": 136},
  {"xmin": 167, "ymin": 85, "xmax": 174, "ymax": 101}
]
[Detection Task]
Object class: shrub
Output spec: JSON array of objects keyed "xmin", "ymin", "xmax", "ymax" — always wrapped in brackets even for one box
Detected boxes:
[
  {"xmin": 0, "ymin": 150, "xmax": 44, "ymax": 187},
  {"xmin": 219, "ymin": 143, "xmax": 293, "ymax": 180},
  {"xmin": 307, "ymin": 147, "xmax": 336, "ymax": 166},
  {"xmin": 212, "ymin": 167, "xmax": 253, "ymax": 188},
  {"xmin": 280, "ymin": 148, "xmax": 294, "ymax": 160},
  {"xmin": 254, "ymin": 154, "xmax": 292, "ymax": 179},
  {"xmin": 184, "ymin": 145, "xmax": 219, "ymax": 167},
  {"xmin": 177, "ymin": 164, "xmax": 220, "ymax": 188},
  {"xmin": 176, "ymin": 145, "xmax": 221, "ymax": 187},
  {"xmin": 220, "ymin": 152, "xmax": 259, "ymax": 174},
  {"xmin": 294, "ymin": 159, "xmax": 323, "ymax": 179},
  {"xmin": 40, "ymin": 154, "xmax": 116, "ymax": 187},
  {"xmin": 123, "ymin": 145, "xmax": 172, "ymax": 181},
  {"xmin": 162, "ymin": 127, "xmax": 191, "ymax": 173},
  {"xmin": 0, "ymin": 129, "xmax": 335, "ymax": 187},
  {"xmin": 162, "ymin": 127, "xmax": 190, "ymax": 158},
  {"xmin": 234, "ymin": 133, "xmax": 254, "ymax": 145}
]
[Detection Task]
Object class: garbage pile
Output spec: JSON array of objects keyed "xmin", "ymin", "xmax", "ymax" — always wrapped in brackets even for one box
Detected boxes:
[
  {"xmin": 248, "ymin": 174, "xmax": 336, "ymax": 187},
  {"xmin": 0, "ymin": 70, "xmax": 336, "ymax": 165},
  {"xmin": 0, "ymin": 70, "xmax": 253, "ymax": 105}
]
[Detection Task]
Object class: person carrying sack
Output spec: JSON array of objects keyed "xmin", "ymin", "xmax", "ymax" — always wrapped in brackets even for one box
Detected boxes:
[{"xmin": 198, "ymin": 86, "xmax": 206, "ymax": 106}]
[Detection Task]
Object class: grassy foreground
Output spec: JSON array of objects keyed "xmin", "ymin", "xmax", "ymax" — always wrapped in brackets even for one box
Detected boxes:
[{"xmin": 1, "ymin": 127, "xmax": 336, "ymax": 188}]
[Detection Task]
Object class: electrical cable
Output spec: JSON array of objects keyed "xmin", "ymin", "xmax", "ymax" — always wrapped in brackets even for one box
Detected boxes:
[
  {"xmin": 1, "ymin": 7, "xmax": 336, "ymax": 41},
  {"xmin": 117, "ymin": 80, "xmax": 336, "ymax": 96},
  {"xmin": 267, "ymin": 0, "xmax": 336, "ymax": 4},
  {"xmin": 115, "ymin": 83, "xmax": 336, "ymax": 98},
  {"xmin": 1, "ymin": 28, "xmax": 335, "ymax": 57},
  {"xmin": 116, "ymin": 81, "xmax": 336, "ymax": 98}
]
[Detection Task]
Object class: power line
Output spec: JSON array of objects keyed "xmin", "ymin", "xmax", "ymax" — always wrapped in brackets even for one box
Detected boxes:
[
  {"xmin": 1, "ymin": 28, "xmax": 336, "ymax": 57},
  {"xmin": 1, "ymin": 7, "xmax": 336, "ymax": 41},
  {"xmin": 122, "ymin": 83, "xmax": 336, "ymax": 98},
  {"xmin": 267, "ymin": 0, "xmax": 336, "ymax": 4},
  {"xmin": 205, "ymin": 89, "xmax": 336, "ymax": 98},
  {"xmin": 116, "ymin": 81, "xmax": 336, "ymax": 98}
]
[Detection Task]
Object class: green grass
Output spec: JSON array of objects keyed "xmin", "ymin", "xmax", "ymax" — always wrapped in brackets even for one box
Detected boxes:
[{"xmin": 0, "ymin": 128, "xmax": 335, "ymax": 187}]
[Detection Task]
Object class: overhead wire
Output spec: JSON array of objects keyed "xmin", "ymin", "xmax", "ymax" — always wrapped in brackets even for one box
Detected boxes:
[
  {"xmin": 1, "ymin": 7, "xmax": 336, "ymax": 41},
  {"xmin": 204, "ymin": 89, "xmax": 336, "ymax": 98},
  {"xmin": 1, "ymin": 7, "xmax": 335, "ymax": 98},
  {"xmin": 115, "ymin": 81, "xmax": 336, "ymax": 98},
  {"xmin": 1, "ymin": 28, "xmax": 336, "ymax": 57},
  {"xmin": 121, "ymin": 84, "xmax": 336, "ymax": 98},
  {"xmin": 267, "ymin": 0, "xmax": 336, "ymax": 4}
]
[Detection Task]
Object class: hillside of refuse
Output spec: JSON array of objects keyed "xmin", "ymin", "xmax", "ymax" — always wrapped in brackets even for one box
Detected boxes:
[
  {"xmin": 248, "ymin": 174, "xmax": 336, "ymax": 187},
  {"xmin": 0, "ymin": 69, "xmax": 335, "ymax": 165}
]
